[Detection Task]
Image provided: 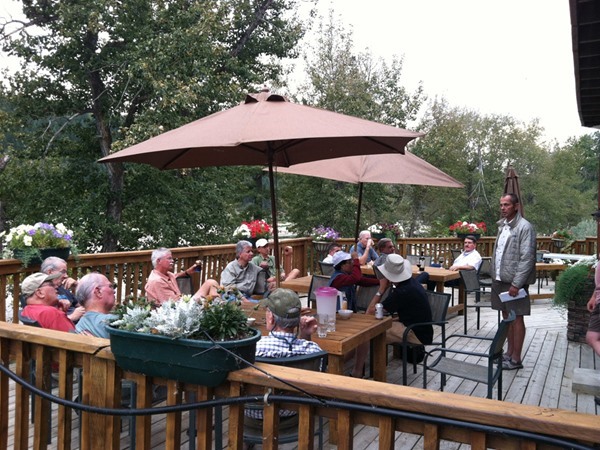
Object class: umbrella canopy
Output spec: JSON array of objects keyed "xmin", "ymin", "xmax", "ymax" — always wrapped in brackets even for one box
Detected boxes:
[
  {"xmin": 271, "ymin": 152, "xmax": 463, "ymax": 239},
  {"xmin": 503, "ymin": 165, "xmax": 525, "ymax": 217},
  {"xmin": 99, "ymin": 90, "xmax": 424, "ymax": 279}
]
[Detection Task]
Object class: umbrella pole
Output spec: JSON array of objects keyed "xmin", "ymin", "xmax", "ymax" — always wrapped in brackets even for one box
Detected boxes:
[
  {"xmin": 267, "ymin": 153, "xmax": 282, "ymax": 288},
  {"xmin": 355, "ymin": 182, "xmax": 364, "ymax": 242}
]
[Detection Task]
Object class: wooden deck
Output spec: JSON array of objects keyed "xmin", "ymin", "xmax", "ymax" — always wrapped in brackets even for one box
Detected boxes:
[{"xmin": 5, "ymin": 287, "xmax": 599, "ymax": 449}]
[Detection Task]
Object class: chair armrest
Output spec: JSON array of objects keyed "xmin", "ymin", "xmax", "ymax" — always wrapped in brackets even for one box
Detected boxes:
[
  {"xmin": 446, "ymin": 333, "xmax": 493, "ymax": 342},
  {"xmin": 424, "ymin": 347, "xmax": 489, "ymax": 363}
]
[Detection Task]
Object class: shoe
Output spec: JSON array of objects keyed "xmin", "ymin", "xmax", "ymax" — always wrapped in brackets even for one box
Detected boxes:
[
  {"xmin": 502, "ymin": 359, "xmax": 523, "ymax": 370},
  {"xmin": 502, "ymin": 353, "xmax": 511, "ymax": 362}
]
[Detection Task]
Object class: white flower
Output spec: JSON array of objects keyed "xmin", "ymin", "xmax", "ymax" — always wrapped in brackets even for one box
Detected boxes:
[
  {"xmin": 368, "ymin": 223, "xmax": 382, "ymax": 233},
  {"xmin": 22, "ymin": 236, "xmax": 32, "ymax": 246},
  {"xmin": 233, "ymin": 224, "xmax": 250, "ymax": 238}
]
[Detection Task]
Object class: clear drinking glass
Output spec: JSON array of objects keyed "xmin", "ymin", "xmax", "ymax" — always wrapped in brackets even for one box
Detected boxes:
[{"xmin": 317, "ymin": 314, "xmax": 329, "ymax": 338}]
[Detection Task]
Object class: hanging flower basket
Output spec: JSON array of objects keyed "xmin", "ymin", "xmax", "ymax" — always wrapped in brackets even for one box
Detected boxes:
[
  {"xmin": 107, "ymin": 327, "xmax": 261, "ymax": 386},
  {"xmin": 312, "ymin": 241, "xmax": 331, "ymax": 253}
]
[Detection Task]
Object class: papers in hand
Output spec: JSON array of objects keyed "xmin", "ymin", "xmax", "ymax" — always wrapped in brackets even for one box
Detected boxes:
[{"xmin": 499, "ymin": 288, "xmax": 528, "ymax": 302}]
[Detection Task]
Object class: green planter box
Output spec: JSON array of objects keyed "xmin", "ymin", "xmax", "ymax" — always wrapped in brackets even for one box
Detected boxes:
[{"xmin": 107, "ymin": 327, "xmax": 261, "ymax": 387}]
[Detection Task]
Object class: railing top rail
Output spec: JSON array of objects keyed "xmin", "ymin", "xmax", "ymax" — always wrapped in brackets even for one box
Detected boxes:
[{"xmin": 229, "ymin": 363, "xmax": 600, "ymax": 444}]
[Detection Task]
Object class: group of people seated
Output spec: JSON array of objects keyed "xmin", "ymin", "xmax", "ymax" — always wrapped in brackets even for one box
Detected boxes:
[
  {"xmin": 18, "ymin": 238, "xmax": 302, "ymax": 337},
  {"xmin": 323, "ymin": 230, "xmax": 482, "ymax": 377},
  {"xmin": 18, "ymin": 233, "xmax": 482, "ymax": 382}
]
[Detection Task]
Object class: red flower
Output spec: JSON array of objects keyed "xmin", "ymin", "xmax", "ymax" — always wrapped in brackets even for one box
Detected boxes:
[{"xmin": 243, "ymin": 219, "xmax": 271, "ymax": 238}]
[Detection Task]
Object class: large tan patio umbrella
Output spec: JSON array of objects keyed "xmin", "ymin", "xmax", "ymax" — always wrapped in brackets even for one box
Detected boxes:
[
  {"xmin": 503, "ymin": 165, "xmax": 525, "ymax": 217},
  {"xmin": 271, "ymin": 152, "xmax": 463, "ymax": 240},
  {"xmin": 99, "ymin": 90, "xmax": 424, "ymax": 279}
]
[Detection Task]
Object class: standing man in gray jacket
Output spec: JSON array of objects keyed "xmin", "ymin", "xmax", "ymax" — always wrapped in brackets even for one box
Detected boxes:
[{"xmin": 491, "ymin": 194, "xmax": 536, "ymax": 370}]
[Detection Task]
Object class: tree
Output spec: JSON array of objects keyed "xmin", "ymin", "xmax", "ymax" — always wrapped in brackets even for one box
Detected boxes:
[
  {"xmin": 0, "ymin": 0, "xmax": 308, "ymax": 250},
  {"xmin": 279, "ymin": 11, "xmax": 425, "ymax": 236}
]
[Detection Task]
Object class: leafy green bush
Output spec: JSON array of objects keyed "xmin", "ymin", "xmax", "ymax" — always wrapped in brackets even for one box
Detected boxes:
[{"xmin": 554, "ymin": 262, "xmax": 596, "ymax": 307}]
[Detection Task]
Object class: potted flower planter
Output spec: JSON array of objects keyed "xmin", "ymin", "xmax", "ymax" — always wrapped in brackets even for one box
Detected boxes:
[
  {"xmin": 40, "ymin": 247, "xmax": 71, "ymax": 261},
  {"xmin": 107, "ymin": 327, "xmax": 261, "ymax": 387},
  {"xmin": 554, "ymin": 262, "xmax": 596, "ymax": 342},
  {"xmin": 312, "ymin": 241, "xmax": 331, "ymax": 253}
]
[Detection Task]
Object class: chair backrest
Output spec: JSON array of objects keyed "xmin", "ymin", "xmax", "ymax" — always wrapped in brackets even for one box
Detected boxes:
[
  {"xmin": 478, "ymin": 257, "xmax": 492, "ymax": 278},
  {"xmin": 319, "ymin": 261, "xmax": 334, "ymax": 276},
  {"xmin": 176, "ymin": 276, "xmax": 194, "ymax": 295},
  {"xmin": 450, "ymin": 248, "xmax": 462, "ymax": 262},
  {"xmin": 18, "ymin": 310, "xmax": 41, "ymax": 328},
  {"xmin": 490, "ymin": 311, "xmax": 515, "ymax": 359},
  {"xmin": 308, "ymin": 274, "xmax": 331, "ymax": 306},
  {"xmin": 425, "ymin": 291, "xmax": 451, "ymax": 324},
  {"xmin": 459, "ymin": 269, "xmax": 481, "ymax": 292},
  {"xmin": 355, "ymin": 285, "xmax": 382, "ymax": 311},
  {"xmin": 255, "ymin": 350, "xmax": 328, "ymax": 372},
  {"xmin": 406, "ymin": 255, "xmax": 432, "ymax": 267},
  {"xmin": 536, "ymin": 250, "xmax": 545, "ymax": 263},
  {"xmin": 253, "ymin": 269, "xmax": 269, "ymax": 295}
]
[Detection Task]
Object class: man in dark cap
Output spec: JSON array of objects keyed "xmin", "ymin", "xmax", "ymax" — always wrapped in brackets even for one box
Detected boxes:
[
  {"xmin": 21, "ymin": 272, "xmax": 75, "ymax": 332},
  {"xmin": 255, "ymin": 288, "xmax": 321, "ymax": 358}
]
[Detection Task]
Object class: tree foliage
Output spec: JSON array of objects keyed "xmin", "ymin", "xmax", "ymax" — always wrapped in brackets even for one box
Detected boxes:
[{"xmin": 0, "ymin": 0, "xmax": 309, "ymax": 251}]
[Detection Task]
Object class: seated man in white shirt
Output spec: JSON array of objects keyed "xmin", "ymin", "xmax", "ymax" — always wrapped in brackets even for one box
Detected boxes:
[
  {"xmin": 321, "ymin": 243, "xmax": 342, "ymax": 264},
  {"xmin": 449, "ymin": 235, "xmax": 482, "ymax": 272}
]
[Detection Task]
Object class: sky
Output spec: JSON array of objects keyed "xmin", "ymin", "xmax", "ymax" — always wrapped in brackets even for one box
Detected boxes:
[
  {"xmin": 298, "ymin": 0, "xmax": 596, "ymax": 144},
  {"xmin": 1, "ymin": 0, "xmax": 596, "ymax": 144}
]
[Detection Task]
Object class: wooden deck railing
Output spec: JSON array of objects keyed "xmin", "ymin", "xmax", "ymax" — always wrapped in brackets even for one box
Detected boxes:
[
  {"xmin": 0, "ymin": 322, "xmax": 598, "ymax": 449},
  {"xmin": 1, "ymin": 236, "xmax": 596, "ymax": 323}
]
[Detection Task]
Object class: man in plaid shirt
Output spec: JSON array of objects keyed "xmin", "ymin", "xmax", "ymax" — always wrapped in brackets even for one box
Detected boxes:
[{"xmin": 255, "ymin": 288, "xmax": 322, "ymax": 358}]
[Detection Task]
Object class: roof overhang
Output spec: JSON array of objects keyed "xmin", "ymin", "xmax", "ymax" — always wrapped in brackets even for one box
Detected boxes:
[{"xmin": 570, "ymin": 0, "xmax": 600, "ymax": 128}]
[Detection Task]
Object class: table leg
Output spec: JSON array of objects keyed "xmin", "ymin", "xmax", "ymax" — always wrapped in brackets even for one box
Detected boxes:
[
  {"xmin": 372, "ymin": 333, "xmax": 387, "ymax": 382},
  {"xmin": 435, "ymin": 281, "xmax": 444, "ymax": 293}
]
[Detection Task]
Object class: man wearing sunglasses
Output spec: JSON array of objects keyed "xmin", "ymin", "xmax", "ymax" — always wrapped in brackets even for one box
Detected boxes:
[{"xmin": 21, "ymin": 272, "xmax": 75, "ymax": 332}]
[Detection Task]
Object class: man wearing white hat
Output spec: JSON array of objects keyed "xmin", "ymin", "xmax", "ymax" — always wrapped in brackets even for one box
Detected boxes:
[
  {"xmin": 373, "ymin": 254, "xmax": 433, "ymax": 346},
  {"xmin": 21, "ymin": 272, "xmax": 76, "ymax": 332},
  {"xmin": 251, "ymin": 238, "xmax": 300, "ymax": 283}
]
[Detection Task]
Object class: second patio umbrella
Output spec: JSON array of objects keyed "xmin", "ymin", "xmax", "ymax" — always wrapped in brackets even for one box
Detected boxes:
[
  {"xmin": 99, "ymin": 90, "xmax": 424, "ymax": 279},
  {"xmin": 272, "ymin": 152, "xmax": 463, "ymax": 239},
  {"xmin": 503, "ymin": 165, "xmax": 525, "ymax": 217}
]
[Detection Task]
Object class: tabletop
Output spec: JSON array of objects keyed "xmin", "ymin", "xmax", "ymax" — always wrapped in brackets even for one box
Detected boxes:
[{"xmin": 361, "ymin": 264, "xmax": 461, "ymax": 284}]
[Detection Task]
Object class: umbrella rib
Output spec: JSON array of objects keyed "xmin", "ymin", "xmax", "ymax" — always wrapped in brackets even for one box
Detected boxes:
[{"xmin": 160, "ymin": 148, "xmax": 193, "ymax": 170}]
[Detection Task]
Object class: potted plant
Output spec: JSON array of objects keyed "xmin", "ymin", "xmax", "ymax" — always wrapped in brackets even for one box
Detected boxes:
[
  {"xmin": 551, "ymin": 229, "xmax": 573, "ymax": 250},
  {"xmin": 448, "ymin": 220, "xmax": 487, "ymax": 240},
  {"xmin": 368, "ymin": 222, "xmax": 402, "ymax": 240},
  {"xmin": 107, "ymin": 289, "xmax": 261, "ymax": 387},
  {"xmin": 553, "ymin": 257, "xmax": 596, "ymax": 343},
  {"xmin": 233, "ymin": 219, "xmax": 271, "ymax": 246},
  {"xmin": 310, "ymin": 226, "xmax": 340, "ymax": 253},
  {"xmin": 0, "ymin": 222, "xmax": 74, "ymax": 267}
]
